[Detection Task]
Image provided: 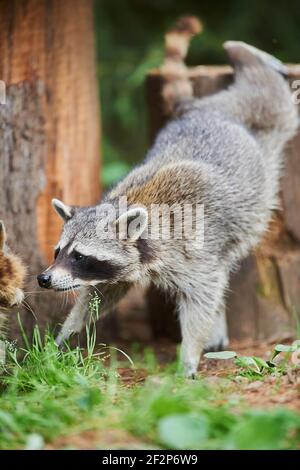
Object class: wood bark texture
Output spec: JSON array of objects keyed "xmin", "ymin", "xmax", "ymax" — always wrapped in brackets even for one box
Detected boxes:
[{"xmin": 0, "ymin": 0, "xmax": 100, "ymax": 340}]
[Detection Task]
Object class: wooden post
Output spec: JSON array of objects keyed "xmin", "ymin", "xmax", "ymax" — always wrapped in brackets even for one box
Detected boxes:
[
  {"xmin": 146, "ymin": 64, "xmax": 300, "ymax": 342},
  {"xmin": 0, "ymin": 0, "xmax": 100, "ymax": 339}
]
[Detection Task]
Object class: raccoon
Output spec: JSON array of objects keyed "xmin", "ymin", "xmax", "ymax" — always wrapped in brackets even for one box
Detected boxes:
[
  {"xmin": 37, "ymin": 19, "xmax": 298, "ymax": 377},
  {"xmin": 0, "ymin": 221, "xmax": 26, "ymax": 338}
]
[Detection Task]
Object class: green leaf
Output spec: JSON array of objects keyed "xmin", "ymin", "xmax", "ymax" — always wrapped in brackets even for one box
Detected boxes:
[
  {"xmin": 234, "ymin": 356, "xmax": 261, "ymax": 373},
  {"xmin": 266, "ymin": 361, "xmax": 276, "ymax": 368},
  {"xmin": 77, "ymin": 387, "xmax": 102, "ymax": 411},
  {"xmin": 0, "ymin": 410, "xmax": 20, "ymax": 433},
  {"xmin": 274, "ymin": 344, "xmax": 297, "ymax": 353},
  {"xmin": 150, "ymin": 395, "xmax": 189, "ymax": 419},
  {"xmin": 204, "ymin": 351, "xmax": 237, "ymax": 360},
  {"xmin": 229, "ymin": 409, "xmax": 300, "ymax": 450},
  {"xmin": 158, "ymin": 414, "xmax": 209, "ymax": 450},
  {"xmin": 253, "ymin": 357, "xmax": 271, "ymax": 371}
]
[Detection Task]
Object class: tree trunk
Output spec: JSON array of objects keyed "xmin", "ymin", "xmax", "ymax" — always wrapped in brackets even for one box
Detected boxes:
[
  {"xmin": 0, "ymin": 0, "xmax": 100, "ymax": 340},
  {"xmin": 146, "ymin": 64, "xmax": 300, "ymax": 343}
]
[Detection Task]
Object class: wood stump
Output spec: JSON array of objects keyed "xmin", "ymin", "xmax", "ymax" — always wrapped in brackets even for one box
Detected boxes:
[
  {"xmin": 146, "ymin": 64, "xmax": 300, "ymax": 342},
  {"xmin": 0, "ymin": 0, "xmax": 100, "ymax": 340}
]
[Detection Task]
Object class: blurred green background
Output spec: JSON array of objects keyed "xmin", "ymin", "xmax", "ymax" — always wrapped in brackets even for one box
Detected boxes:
[{"xmin": 94, "ymin": 0, "xmax": 300, "ymax": 188}]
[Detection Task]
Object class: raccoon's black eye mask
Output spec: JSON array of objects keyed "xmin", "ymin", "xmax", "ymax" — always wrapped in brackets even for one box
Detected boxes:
[
  {"xmin": 71, "ymin": 250, "xmax": 87, "ymax": 262},
  {"xmin": 54, "ymin": 247, "xmax": 86, "ymax": 263},
  {"xmin": 54, "ymin": 245, "xmax": 121, "ymax": 282}
]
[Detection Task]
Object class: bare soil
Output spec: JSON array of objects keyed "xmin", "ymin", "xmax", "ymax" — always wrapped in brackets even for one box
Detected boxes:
[{"xmin": 46, "ymin": 340, "xmax": 300, "ymax": 449}]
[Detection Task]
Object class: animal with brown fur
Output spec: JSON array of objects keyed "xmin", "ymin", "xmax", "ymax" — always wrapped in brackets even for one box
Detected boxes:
[{"xmin": 0, "ymin": 221, "xmax": 26, "ymax": 339}]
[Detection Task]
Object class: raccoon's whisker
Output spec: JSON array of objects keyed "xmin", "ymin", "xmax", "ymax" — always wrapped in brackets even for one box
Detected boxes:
[
  {"xmin": 71, "ymin": 288, "xmax": 86, "ymax": 310},
  {"xmin": 22, "ymin": 299, "xmax": 35, "ymax": 315},
  {"xmin": 24, "ymin": 291, "xmax": 50, "ymax": 295},
  {"xmin": 62, "ymin": 291, "xmax": 67, "ymax": 311},
  {"xmin": 62, "ymin": 291, "xmax": 68, "ymax": 311},
  {"xmin": 64, "ymin": 289, "xmax": 71, "ymax": 308},
  {"xmin": 21, "ymin": 300, "xmax": 38, "ymax": 321},
  {"xmin": 56, "ymin": 291, "xmax": 64, "ymax": 313},
  {"xmin": 66, "ymin": 289, "xmax": 70, "ymax": 309},
  {"xmin": 70, "ymin": 286, "xmax": 75, "ymax": 301},
  {"xmin": 93, "ymin": 285, "xmax": 107, "ymax": 303},
  {"xmin": 70, "ymin": 287, "xmax": 78, "ymax": 303},
  {"xmin": 23, "ymin": 292, "xmax": 51, "ymax": 301}
]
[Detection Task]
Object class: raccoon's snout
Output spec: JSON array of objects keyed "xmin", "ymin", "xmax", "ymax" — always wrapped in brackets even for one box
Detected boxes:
[{"xmin": 37, "ymin": 272, "xmax": 52, "ymax": 289}]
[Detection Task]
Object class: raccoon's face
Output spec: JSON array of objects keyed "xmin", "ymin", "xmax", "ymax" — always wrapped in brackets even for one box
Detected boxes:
[
  {"xmin": 37, "ymin": 199, "xmax": 156, "ymax": 292},
  {"xmin": 0, "ymin": 221, "xmax": 26, "ymax": 308}
]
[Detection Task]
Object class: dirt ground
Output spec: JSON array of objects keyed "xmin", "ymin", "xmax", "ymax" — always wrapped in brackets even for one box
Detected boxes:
[
  {"xmin": 132, "ymin": 339, "xmax": 300, "ymax": 411},
  {"xmin": 46, "ymin": 429, "xmax": 147, "ymax": 451},
  {"xmin": 46, "ymin": 339, "xmax": 300, "ymax": 450}
]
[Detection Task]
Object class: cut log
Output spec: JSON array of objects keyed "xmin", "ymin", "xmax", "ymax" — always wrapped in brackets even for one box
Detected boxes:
[
  {"xmin": 146, "ymin": 64, "xmax": 300, "ymax": 342},
  {"xmin": 0, "ymin": 0, "xmax": 100, "ymax": 340}
]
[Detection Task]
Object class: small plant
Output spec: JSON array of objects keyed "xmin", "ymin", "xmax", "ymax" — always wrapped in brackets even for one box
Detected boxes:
[
  {"xmin": 88, "ymin": 291, "xmax": 102, "ymax": 323},
  {"xmin": 204, "ymin": 340, "xmax": 300, "ymax": 378}
]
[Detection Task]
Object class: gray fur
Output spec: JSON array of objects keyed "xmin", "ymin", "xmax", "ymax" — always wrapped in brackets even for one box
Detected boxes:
[{"xmin": 41, "ymin": 42, "xmax": 298, "ymax": 377}]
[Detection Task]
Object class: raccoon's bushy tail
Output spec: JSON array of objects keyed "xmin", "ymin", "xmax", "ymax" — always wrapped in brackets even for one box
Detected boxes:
[{"xmin": 160, "ymin": 16, "xmax": 202, "ymax": 114}]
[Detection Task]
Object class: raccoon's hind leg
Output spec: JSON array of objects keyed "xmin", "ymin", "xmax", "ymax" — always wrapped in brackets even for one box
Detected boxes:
[
  {"xmin": 181, "ymin": 41, "xmax": 298, "ymax": 154},
  {"xmin": 204, "ymin": 303, "xmax": 229, "ymax": 353},
  {"xmin": 179, "ymin": 296, "xmax": 220, "ymax": 379},
  {"xmin": 224, "ymin": 41, "xmax": 298, "ymax": 150},
  {"xmin": 178, "ymin": 268, "xmax": 228, "ymax": 378}
]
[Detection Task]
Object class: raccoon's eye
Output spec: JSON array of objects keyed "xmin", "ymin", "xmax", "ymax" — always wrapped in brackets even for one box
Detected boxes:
[
  {"xmin": 73, "ymin": 251, "xmax": 86, "ymax": 262},
  {"xmin": 54, "ymin": 247, "xmax": 60, "ymax": 260}
]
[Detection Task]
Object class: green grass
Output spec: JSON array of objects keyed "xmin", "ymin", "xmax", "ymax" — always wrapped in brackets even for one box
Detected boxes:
[{"xmin": 0, "ymin": 325, "xmax": 299, "ymax": 450}]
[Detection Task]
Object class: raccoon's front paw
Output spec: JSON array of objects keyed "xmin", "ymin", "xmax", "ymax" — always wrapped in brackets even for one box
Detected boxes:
[
  {"xmin": 55, "ymin": 330, "xmax": 71, "ymax": 348},
  {"xmin": 55, "ymin": 336, "xmax": 64, "ymax": 348},
  {"xmin": 55, "ymin": 329, "xmax": 80, "ymax": 348}
]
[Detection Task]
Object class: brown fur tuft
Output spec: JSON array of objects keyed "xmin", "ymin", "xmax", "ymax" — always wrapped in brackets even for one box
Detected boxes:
[
  {"xmin": 126, "ymin": 162, "xmax": 203, "ymax": 207},
  {"xmin": 0, "ymin": 222, "xmax": 26, "ymax": 340},
  {"xmin": 0, "ymin": 252, "xmax": 26, "ymax": 308}
]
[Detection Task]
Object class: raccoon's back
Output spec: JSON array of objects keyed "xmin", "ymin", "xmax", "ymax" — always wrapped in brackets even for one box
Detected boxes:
[
  {"xmin": 145, "ymin": 111, "xmax": 271, "ymax": 246},
  {"xmin": 147, "ymin": 110, "xmax": 265, "ymax": 184}
]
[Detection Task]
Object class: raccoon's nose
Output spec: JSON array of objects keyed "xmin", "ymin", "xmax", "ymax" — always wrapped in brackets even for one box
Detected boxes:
[{"xmin": 37, "ymin": 273, "xmax": 52, "ymax": 289}]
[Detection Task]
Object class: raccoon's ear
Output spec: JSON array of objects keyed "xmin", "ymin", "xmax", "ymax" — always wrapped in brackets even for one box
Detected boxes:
[
  {"xmin": 115, "ymin": 207, "xmax": 148, "ymax": 241},
  {"xmin": 52, "ymin": 199, "xmax": 75, "ymax": 222},
  {"xmin": 0, "ymin": 220, "xmax": 7, "ymax": 251}
]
